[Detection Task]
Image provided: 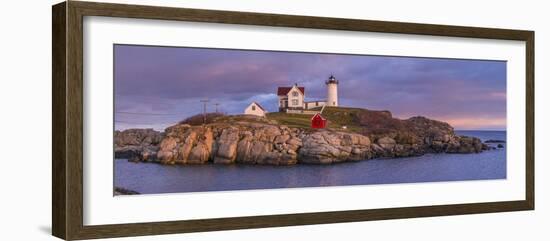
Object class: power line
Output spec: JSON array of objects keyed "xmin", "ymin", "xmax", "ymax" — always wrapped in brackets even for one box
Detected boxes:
[
  {"xmin": 200, "ymin": 99, "xmax": 210, "ymax": 124},
  {"xmin": 115, "ymin": 111, "xmax": 183, "ymax": 116},
  {"xmin": 115, "ymin": 120, "xmax": 177, "ymax": 125}
]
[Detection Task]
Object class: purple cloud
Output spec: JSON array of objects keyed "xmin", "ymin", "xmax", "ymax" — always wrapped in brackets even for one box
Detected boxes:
[{"xmin": 114, "ymin": 45, "xmax": 506, "ymax": 131}]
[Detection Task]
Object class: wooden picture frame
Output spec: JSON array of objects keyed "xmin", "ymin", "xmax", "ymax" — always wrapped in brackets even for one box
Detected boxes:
[{"xmin": 52, "ymin": 1, "xmax": 534, "ymax": 240}]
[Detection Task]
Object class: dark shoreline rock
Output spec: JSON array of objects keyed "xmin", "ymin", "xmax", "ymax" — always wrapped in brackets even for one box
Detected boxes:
[
  {"xmin": 114, "ymin": 187, "xmax": 140, "ymax": 195},
  {"xmin": 485, "ymin": 139, "xmax": 506, "ymax": 143}
]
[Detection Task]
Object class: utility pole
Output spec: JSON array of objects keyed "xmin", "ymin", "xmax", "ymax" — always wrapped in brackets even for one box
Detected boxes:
[
  {"xmin": 214, "ymin": 103, "xmax": 220, "ymax": 113},
  {"xmin": 200, "ymin": 99, "xmax": 210, "ymax": 124}
]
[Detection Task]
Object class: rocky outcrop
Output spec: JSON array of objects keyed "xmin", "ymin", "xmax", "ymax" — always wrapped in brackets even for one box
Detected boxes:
[
  {"xmin": 118, "ymin": 117, "xmax": 489, "ymax": 165},
  {"xmin": 154, "ymin": 122, "xmax": 300, "ymax": 165},
  {"xmin": 114, "ymin": 129, "xmax": 163, "ymax": 161},
  {"xmin": 299, "ymin": 131, "xmax": 372, "ymax": 164},
  {"xmin": 114, "ymin": 108, "xmax": 493, "ymax": 165}
]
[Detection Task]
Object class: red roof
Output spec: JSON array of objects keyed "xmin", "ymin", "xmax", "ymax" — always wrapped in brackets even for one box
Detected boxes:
[
  {"xmin": 311, "ymin": 113, "xmax": 326, "ymax": 121},
  {"xmin": 252, "ymin": 102, "xmax": 266, "ymax": 111},
  {"xmin": 277, "ymin": 86, "xmax": 305, "ymax": 96}
]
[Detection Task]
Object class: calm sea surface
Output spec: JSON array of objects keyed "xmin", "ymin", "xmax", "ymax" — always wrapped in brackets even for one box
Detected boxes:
[{"xmin": 114, "ymin": 130, "xmax": 506, "ymax": 194}]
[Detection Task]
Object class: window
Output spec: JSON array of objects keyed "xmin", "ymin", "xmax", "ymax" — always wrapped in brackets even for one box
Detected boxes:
[
  {"xmin": 292, "ymin": 99, "xmax": 298, "ymax": 106},
  {"xmin": 292, "ymin": 91, "xmax": 298, "ymax": 97},
  {"xmin": 252, "ymin": 105, "xmax": 256, "ymax": 111}
]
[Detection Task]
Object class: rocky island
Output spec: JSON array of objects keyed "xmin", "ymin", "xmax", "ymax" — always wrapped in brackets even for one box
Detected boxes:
[{"xmin": 115, "ymin": 107, "xmax": 492, "ymax": 165}]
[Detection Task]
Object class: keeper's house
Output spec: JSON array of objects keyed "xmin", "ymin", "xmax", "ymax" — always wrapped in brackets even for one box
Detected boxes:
[{"xmin": 277, "ymin": 84, "xmax": 305, "ymax": 112}]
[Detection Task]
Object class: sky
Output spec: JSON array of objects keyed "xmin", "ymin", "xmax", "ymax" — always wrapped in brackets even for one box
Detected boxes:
[{"xmin": 114, "ymin": 44, "xmax": 506, "ymax": 131}]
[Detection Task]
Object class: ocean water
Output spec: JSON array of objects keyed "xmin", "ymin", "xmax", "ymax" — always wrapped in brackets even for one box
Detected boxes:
[{"xmin": 114, "ymin": 130, "xmax": 506, "ymax": 194}]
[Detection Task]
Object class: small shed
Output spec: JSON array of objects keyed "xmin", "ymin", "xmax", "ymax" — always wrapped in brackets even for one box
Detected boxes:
[
  {"xmin": 244, "ymin": 102, "xmax": 267, "ymax": 117},
  {"xmin": 311, "ymin": 113, "xmax": 327, "ymax": 129}
]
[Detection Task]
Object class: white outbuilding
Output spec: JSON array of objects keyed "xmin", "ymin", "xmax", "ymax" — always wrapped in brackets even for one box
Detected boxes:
[{"xmin": 244, "ymin": 102, "xmax": 267, "ymax": 117}]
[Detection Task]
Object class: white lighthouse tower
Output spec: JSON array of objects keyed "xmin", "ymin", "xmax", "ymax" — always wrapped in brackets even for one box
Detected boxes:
[{"xmin": 325, "ymin": 75, "xmax": 339, "ymax": 107}]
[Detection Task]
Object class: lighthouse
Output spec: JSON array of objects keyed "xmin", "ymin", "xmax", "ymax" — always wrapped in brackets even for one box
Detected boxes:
[{"xmin": 325, "ymin": 75, "xmax": 339, "ymax": 107}]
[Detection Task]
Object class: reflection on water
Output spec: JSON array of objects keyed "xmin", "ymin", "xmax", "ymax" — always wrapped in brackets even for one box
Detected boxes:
[{"xmin": 114, "ymin": 131, "xmax": 506, "ymax": 194}]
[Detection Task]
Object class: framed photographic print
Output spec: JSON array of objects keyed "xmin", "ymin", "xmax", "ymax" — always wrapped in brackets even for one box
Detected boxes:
[{"xmin": 52, "ymin": 1, "xmax": 534, "ymax": 240}]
